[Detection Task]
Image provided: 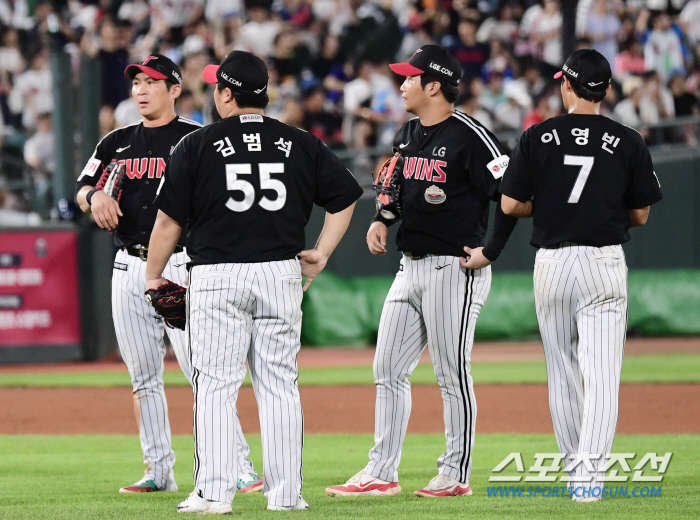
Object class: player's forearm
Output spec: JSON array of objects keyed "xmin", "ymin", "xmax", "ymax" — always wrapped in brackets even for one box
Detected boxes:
[
  {"xmin": 501, "ymin": 195, "xmax": 533, "ymax": 218},
  {"xmin": 314, "ymin": 203, "xmax": 356, "ymax": 258},
  {"xmin": 146, "ymin": 210, "xmax": 183, "ymax": 281},
  {"xmin": 76, "ymin": 185, "xmax": 94, "ymax": 213},
  {"xmin": 483, "ymin": 200, "xmax": 519, "ymax": 261},
  {"xmin": 629, "ymin": 206, "xmax": 650, "ymax": 227}
]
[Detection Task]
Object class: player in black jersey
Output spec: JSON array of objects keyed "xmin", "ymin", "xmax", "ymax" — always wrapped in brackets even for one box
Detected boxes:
[
  {"xmin": 75, "ymin": 54, "xmax": 261, "ymax": 495},
  {"xmin": 326, "ymin": 45, "xmax": 519, "ymax": 499},
  {"xmin": 144, "ymin": 51, "xmax": 362, "ymax": 514},
  {"xmin": 499, "ymin": 49, "xmax": 663, "ymax": 502}
]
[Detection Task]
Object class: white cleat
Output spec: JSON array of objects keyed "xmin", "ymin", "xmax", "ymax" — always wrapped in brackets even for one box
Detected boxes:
[
  {"xmin": 267, "ymin": 498, "xmax": 309, "ymax": 511},
  {"xmin": 177, "ymin": 491, "xmax": 232, "ymax": 514}
]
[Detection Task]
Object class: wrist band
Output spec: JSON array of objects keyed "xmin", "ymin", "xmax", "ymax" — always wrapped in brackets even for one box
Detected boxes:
[{"xmin": 86, "ymin": 188, "xmax": 99, "ymax": 206}]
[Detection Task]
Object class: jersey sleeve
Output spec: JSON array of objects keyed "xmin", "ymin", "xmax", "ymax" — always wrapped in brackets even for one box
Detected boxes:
[
  {"xmin": 75, "ymin": 131, "xmax": 117, "ymax": 190},
  {"xmin": 313, "ymin": 139, "xmax": 363, "ymax": 213},
  {"xmin": 498, "ymin": 128, "xmax": 534, "ymax": 202},
  {"xmin": 465, "ymin": 124, "xmax": 509, "ymax": 201},
  {"xmin": 156, "ymin": 137, "xmax": 194, "ymax": 225},
  {"xmin": 624, "ymin": 133, "xmax": 663, "ymax": 209}
]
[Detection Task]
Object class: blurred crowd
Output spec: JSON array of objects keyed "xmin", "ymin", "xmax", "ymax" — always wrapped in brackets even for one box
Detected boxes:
[{"xmin": 1, "ymin": 0, "xmax": 700, "ymax": 216}]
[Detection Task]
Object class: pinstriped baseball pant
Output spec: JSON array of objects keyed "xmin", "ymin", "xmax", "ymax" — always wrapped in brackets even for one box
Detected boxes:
[
  {"xmin": 365, "ymin": 255, "xmax": 491, "ymax": 484},
  {"xmin": 112, "ymin": 249, "xmax": 256, "ymax": 489},
  {"xmin": 534, "ymin": 245, "xmax": 627, "ymax": 496},
  {"xmin": 188, "ymin": 259, "xmax": 304, "ymax": 506}
]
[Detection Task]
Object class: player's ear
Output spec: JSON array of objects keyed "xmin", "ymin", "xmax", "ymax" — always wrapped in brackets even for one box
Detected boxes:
[{"xmin": 170, "ymin": 83, "xmax": 182, "ymax": 100}]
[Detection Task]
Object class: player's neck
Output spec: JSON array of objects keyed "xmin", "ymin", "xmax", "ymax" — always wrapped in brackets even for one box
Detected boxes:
[
  {"xmin": 566, "ymin": 98, "xmax": 602, "ymax": 116},
  {"xmin": 142, "ymin": 109, "xmax": 177, "ymax": 128},
  {"xmin": 416, "ymin": 104, "xmax": 454, "ymax": 127},
  {"xmin": 220, "ymin": 106, "xmax": 265, "ymax": 119}
]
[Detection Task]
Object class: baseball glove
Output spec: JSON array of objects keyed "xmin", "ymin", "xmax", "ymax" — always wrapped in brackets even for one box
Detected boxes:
[
  {"xmin": 95, "ymin": 160, "xmax": 125, "ymax": 203},
  {"xmin": 145, "ymin": 280, "xmax": 187, "ymax": 331},
  {"xmin": 372, "ymin": 152, "xmax": 404, "ymax": 221}
]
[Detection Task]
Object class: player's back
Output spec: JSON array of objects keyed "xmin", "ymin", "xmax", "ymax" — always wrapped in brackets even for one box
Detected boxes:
[
  {"xmin": 163, "ymin": 114, "xmax": 359, "ymax": 265},
  {"xmin": 523, "ymin": 113, "xmax": 652, "ymax": 247}
]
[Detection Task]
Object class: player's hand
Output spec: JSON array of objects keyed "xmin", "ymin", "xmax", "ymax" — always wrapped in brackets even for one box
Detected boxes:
[
  {"xmin": 146, "ymin": 277, "xmax": 168, "ymax": 292},
  {"xmin": 298, "ymin": 249, "xmax": 329, "ymax": 292},
  {"xmin": 90, "ymin": 190, "xmax": 123, "ymax": 231},
  {"xmin": 367, "ymin": 221, "xmax": 388, "ymax": 256},
  {"xmin": 460, "ymin": 246, "xmax": 492, "ymax": 270}
]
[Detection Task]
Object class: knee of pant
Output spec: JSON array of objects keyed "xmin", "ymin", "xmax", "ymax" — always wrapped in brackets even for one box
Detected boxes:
[{"xmin": 130, "ymin": 371, "xmax": 162, "ymax": 393}]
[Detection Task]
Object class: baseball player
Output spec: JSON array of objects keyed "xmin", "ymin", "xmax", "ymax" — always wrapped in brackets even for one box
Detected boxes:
[
  {"xmin": 144, "ymin": 51, "xmax": 363, "ymax": 514},
  {"xmin": 499, "ymin": 49, "xmax": 663, "ymax": 502},
  {"xmin": 326, "ymin": 45, "xmax": 519, "ymax": 498},
  {"xmin": 75, "ymin": 54, "xmax": 262, "ymax": 495}
]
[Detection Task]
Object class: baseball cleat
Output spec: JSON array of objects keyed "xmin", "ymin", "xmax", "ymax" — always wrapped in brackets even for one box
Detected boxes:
[
  {"xmin": 177, "ymin": 491, "xmax": 232, "ymax": 514},
  {"xmin": 119, "ymin": 469, "xmax": 178, "ymax": 493},
  {"xmin": 326, "ymin": 470, "xmax": 401, "ymax": 497},
  {"xmin": 576, "ymin": 497, "xmax": 602, "ymax": 503},
  {"xmin": 237, "ymin": 472, "xmax": 264, "ymax": 493},
  {"xmin": 414, "ymin": 474, "xmax": 472, "ymax": 497},
  {"xmin": 267, "ymin": 498, "xmax": 309, "ymax": 511}
]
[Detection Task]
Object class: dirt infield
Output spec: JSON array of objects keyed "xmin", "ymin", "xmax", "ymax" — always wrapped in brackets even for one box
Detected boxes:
[{"xmin": 2, "ymin": 383, "xmax": 698, "ymax": 435}]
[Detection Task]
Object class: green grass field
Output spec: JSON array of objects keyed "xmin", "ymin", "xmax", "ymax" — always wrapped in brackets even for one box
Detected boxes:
[
  {"xmin": 0, "ymin": 433, "xmax": 697, "ymax": 519},
  {"xmin": 0, "ymin": 353, "xmax": 698, "ymax": 387}
]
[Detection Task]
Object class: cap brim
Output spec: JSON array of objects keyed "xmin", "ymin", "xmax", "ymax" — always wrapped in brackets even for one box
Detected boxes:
[
  {"xmin": 553, "ymin": 71, "xmax": 563, "ymax": 79},
  {"xmin": 203, "ymin": 64, "xmax": 219, "ymax": 84},
  {"xmin": 124, "ymin": 64, "xmax": 168, "ymax": 81},
  {"xmin": 390, "ymin": 62, "xmax": 425, "ymax": 77}
]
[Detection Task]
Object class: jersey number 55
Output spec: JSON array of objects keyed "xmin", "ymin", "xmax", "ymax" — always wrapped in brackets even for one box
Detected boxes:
[{"xmin": 226, "ymin": 162, "xmax": 286, "ymax": 212}]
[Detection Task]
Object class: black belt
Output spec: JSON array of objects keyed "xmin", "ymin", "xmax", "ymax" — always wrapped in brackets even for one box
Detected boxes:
[
  {"xmin": 403, "ymin": 251, "xmax": 429, "ymax": 260},
  {"xmin": 122, "ymin": 245, "xmax": 184, "ymax": 260},
  {"xmin": 540, "ymin": 241, "xmax": 584, "ymax": 249}
]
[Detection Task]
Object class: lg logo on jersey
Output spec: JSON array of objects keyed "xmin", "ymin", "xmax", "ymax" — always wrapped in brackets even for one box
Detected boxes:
[{"xmin": 431, "ymin": 146, "xmax": 446, "ymax": 157}]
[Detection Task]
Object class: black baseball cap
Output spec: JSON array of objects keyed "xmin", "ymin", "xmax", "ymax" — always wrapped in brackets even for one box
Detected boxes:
[
  {"xmin": 554, "ymin": 49, "xmax": 611, "ymax": 93},
  {"xmin": 124, "ymin": 54, "xmax": 182, "ymax": 85},
  {"xmin": 390, "ymin": 45, "xmax": 462, "ymax": 86},
  {"xmin": 203, "ymin": 51, "xmax": 269, "ymax": 95}
]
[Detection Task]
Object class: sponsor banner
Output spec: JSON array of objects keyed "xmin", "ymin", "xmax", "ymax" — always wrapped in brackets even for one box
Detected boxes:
[{"xmin": 0, "ymin": 231, "xmax": 81, "ymax": 346}]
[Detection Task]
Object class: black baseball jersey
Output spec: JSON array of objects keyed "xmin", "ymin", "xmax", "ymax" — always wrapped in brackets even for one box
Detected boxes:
[
  {"xmin": 499, "ymin": 114, "xmax": 663, "ymax": 247},
  {"xmin": 380, "ymin": 111, "xmax": 510, "ymax": 256},
  {"xmin": 76, "ymin": 116, "xmax": 202, "ymax": 248},
  {"xmin": 157, "ymin": 113, "xmax": 363, "ymax": 265}
]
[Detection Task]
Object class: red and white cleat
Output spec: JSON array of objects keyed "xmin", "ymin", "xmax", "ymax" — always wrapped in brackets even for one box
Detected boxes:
[
  {"xmin": 326, "ymin": 471, "xmax": 401, "ymax": 497},
  {"xmin": 414, "ymin": 474, "xmax": 472, "ymax": 497}
]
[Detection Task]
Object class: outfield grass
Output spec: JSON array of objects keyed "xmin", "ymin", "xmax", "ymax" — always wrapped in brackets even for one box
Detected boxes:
[
  {"xmin": 0, "ymin": 353, "xmax": 698, "ymax": 387},
  {"xmin": 0, "ymin": 433, "xmax": 697, "ymax": 519}
]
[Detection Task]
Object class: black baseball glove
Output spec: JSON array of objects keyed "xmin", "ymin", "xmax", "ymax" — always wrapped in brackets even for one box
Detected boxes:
[
  {"xmin": 95, "ymin": 160, "xmax": 125, "ymax": 203},
  {"xmin": 372, "ymin": 152, "xmax": 404, "ymax": 221},
  {"xmin": 145, "ymin": 280, "xmax": 187, "ymax": 331}
]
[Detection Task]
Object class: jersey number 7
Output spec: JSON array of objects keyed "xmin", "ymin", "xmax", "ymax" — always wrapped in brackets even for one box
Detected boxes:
[
  {"xmin": 564, "ymin": 155, "xmax": 595, "ymax": 204},
  {"xmin": 226, "ymin": 162, "xmax": 286, "ymax": 212}
]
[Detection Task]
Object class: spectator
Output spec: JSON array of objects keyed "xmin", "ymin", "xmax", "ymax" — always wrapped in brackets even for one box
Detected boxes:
[
  {"xmin": 458, "ymin": 92, "xmax": 494, "ymax": 132},
  {"xmin": 614, "ymin": 38, "xmax": 647, "ymax": 81},
  {"xmin": 583, "ymin": 0, "xmax": 622, "ymax": 66},
  {"xmin": 478, "ymin": 70, "xmax": 507, "ymax": 114},
  {"xmin": 641, "ymin": 70, "xmax": 675, "ymax": 122},
  {"xmin": 176, "ymin": 89, "xmax": 204, "ymax": 124},
  {"xmin": 476, "ymin": 2, "xmax": 520, "ymax": 43},
  {"xmin": 98, "ymin": 104, "xmax": 116, "ymax": 137},
  {"xmin": 301, "ymin": 86, "xmax": 342, "ymax": 146},
  {"xmin": 526, "ymin": 0, "xmax": 563, "ymax": 72},
  {"xmin": 679, "ymin": 0, "xmax": 700, "ymax": 47},
  {"xmin": 494, "ymin": 81, "xmax": 530, "ymax": 131},
  {"xmin": 236, "ymin": 2, "xmax": 280, "ymax": 57},
  {"xmin": 643, "ymin": 12, "xmax": 684, "ymax": 82},
  {"xmin": 150, "ymin": 0, "xmax": 204, "ymax": 44},
  {"xmin": 613, "ymin": 75, "xmax": 646, "ymax": 130},
  {"xmin": 523, "ymin": 92, "xmax": 557, "ymax": 130},
  {"xmin": 23, "ymin": 112, "xmax": 54, "ymax": 172},
  {"xmin": 8, "ymin": 46, "xmax": 52, "ymax": 130},
  {"xmin": 448, "ymin": 19, "xmax": 489, "ymax": 81},
  {"xmin": 668, "ymin": 72, "xmax": 699, "ymax": 143},
  {"xmin": 511, "ymin": 58, "xmax": 547, "ymax": 99}
]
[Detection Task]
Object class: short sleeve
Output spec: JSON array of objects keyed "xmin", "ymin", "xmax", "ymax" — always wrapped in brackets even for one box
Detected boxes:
[
  {"xmin": 624, "ymin": 134, "xmax": 663, "ymax": 209},
  {"xmin": 156, "ymin": 137, "xmax": 194, "ymax": 225},
  {"xmin": 76, "ymin": 131, "xmax": 116, "ymax": 188},
  {"xmin": 313, "ymin": 139, "xmax": 363, "ymax": 213},
  {"xmin": 465, "ymin": 124, "xmax": 509, "ymax": 201},
  {"xmin": 499, "ymin": 129, "xmax": 534, "ymax": 202}
]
